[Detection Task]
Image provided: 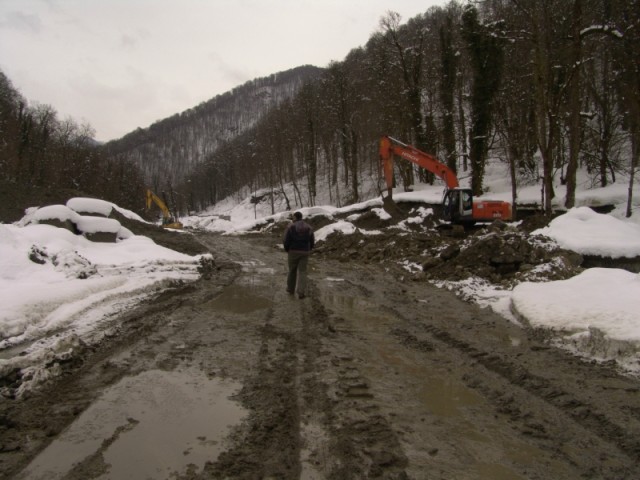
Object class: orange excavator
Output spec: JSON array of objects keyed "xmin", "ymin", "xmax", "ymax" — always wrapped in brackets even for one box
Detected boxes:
[{"xmin": 380, "ymin": 136, "xmax": 512, "ymax": 224}]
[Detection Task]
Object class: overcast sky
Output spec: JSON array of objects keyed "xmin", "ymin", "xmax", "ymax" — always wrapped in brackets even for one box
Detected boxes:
[{"xmin": 0, "ymin": 0, "xmax": 444, "ymax": 142}]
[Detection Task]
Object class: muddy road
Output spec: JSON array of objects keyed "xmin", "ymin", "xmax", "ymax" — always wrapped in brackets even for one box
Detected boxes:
[{"xmin": 2, "ymin": 231, "xmax": 640, "ymax": 479}]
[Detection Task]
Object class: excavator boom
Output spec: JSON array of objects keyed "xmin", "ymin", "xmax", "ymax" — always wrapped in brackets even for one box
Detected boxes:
[
  {"xmin": 145, "ymin": 189, "xmax": 183, "ymax": 229},
  {"xmin": 380, "ymin": 136, "xmax": 459, "ymax": 194},
  {"xmin": 379, "ymin": 136, "xmax": 511, "ymax": 223}
]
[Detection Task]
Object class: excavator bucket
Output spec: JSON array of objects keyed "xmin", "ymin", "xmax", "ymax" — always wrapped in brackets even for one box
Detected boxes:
[{"xmin": 381, "ymin": 194, "xmax": 404, "ymax": 220}]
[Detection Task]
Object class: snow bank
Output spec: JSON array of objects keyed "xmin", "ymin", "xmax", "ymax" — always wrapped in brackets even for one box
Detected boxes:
[
  {"xmin": 512, "ymin": 268, "xmax": 640, "ymax": 372},
  {"xmin": 29, "ymin": 204, "xmax": 79, "ymax": 223},
  {"xmin": 67, "ymin": 197, "xmax": 113, "ymax": 216},
  {"xmin": 75, "ymin": 216, "xmax": 121, "ymax": 234},
  {"xmin": 533, "ymin": 207, "xmax": 640, "ymax": 258},
  {"xmin": 315, "ymin": 221, "xmax": 357, "ymax": 242},
  {"xmin": 512, "ymin": 268, "xmax": 640, "ymax": 341},
  {"xmin": 18, "ymin": 200, "xmax": 144, "ymax": 241},
  {"xmin": 0, "ymin": 208, "xmax": 208, "ymax": 395}
]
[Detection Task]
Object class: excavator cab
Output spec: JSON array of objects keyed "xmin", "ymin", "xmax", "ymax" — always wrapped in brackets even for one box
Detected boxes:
[
  {"xmin": 442, "ymin": 188, "xmax": 474, "ymax": 224},
  {"xmin": 442, "ymin": 188, "xmax": 512, "ymax": 224}
]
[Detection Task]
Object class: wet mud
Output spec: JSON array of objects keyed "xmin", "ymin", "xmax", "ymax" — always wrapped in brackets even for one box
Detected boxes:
[{"xmin": 1, "ymin": 232, "xmax": 639, "ymax": 479}]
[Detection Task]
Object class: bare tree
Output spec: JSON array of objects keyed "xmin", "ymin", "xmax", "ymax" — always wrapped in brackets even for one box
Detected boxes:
[
  {"xmin": 461, "ymin": 4, "xmax": 506, "ymax": 196},
  {"xmin": 439, "ymin": 13, "xmax": 459, "ymax": 174}
]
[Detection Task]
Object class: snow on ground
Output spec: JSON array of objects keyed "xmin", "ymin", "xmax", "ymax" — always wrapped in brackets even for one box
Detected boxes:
[
  {"xmin": 0, "ymin": 198, "xmax": 208, "ymax": 395},
  {"xmin": 183, "ymin": 170, "xmax": 640, "ymax": 374},
  {"xmin": 533, "ymin": 206, "xmax": 640, "ymax": 258},
  {"xmin": 2, "ymin": 167, "xmax": 640, "ymax": 392}
]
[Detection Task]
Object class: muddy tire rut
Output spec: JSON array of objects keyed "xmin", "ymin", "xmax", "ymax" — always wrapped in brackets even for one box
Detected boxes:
[{"xmin": 1, "ymin": 232, "xmax": 639, "ymax": 479}]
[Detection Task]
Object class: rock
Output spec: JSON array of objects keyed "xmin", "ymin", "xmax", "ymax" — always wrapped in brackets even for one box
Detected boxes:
[
  {"xmin": 421, "ymin": 257, "xmax": 442, "ymax": 271},
  {"xmin": 440, "ymin": 245, "xmax": 460, "ymax": 261},
  {"xmin": 488, "ymin": 219, "xmax": 509, "ymax": 232}
]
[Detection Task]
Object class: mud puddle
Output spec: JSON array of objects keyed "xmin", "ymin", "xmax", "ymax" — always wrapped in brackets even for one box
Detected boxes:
[
  {"xmin": 16, "ymin": 367, "xmax": 246, "ymax": 480},
  {"xmin": 206, "ymin": 284, "xmax": 272, "ymax": 314},
  {"xmin": 200, "ymin": 259, "xmax": 276, "ymax": 314},
  {"xmin": 237, "ymin": 259, "xmax": 278, "ymax": 287},
  {"xmin": 319, "ymin": 285, "xmax": 567, "ymax": 479}
]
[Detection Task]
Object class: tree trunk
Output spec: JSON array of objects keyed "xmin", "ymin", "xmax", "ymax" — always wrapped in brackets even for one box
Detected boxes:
[
  {"xmin": 350, "ymin": 130, "xmax": 359, "ymax": 203},
  {"xmin": 440, "ymin": 16, "xmax": 458, "ymax": 174},
  {"xmin": 627, "ymin": 127, "xmax": 639, "ymax": 218},
  {"xmin": 457, "ymin": 76, "xmax": 468, "ymax": 172},
  {"xmin": 462, "ymin": 5, "xmax": 505, "ymax": 196},
  {"xmin": 565, "ymin": 0, "xmax": 582, "ymax": 209}
]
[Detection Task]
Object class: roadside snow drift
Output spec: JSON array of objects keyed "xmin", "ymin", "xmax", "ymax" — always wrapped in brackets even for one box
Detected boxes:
[
  {"xmin": 0, "ymin": 198, "xmax": 208, "ymax": 396},
  {"xmin": 533, "ymin": 207, "xmax": 640, "ymax": 258}
]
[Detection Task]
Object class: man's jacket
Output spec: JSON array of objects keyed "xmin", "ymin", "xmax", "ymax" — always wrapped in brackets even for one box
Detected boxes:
[{"xmin": 283, "ymin": 220, "xmax": 315, "ymax": 253}]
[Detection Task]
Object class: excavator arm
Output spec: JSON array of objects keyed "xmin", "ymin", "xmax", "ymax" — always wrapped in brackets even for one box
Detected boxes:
[
  {"xmin": 380, "ymin": 136, "xmax": 459, "ymax": 199},
  {"xmin": 379, "ymin": 136, "xmax": 512, "ymax": 224},
  {"xmin": 146, "ymin": 189, "xmax": 171, "ymax": 218},
  {"xmin": 145, "ymin": 189, "xmax": 183, "ymax": 229}
]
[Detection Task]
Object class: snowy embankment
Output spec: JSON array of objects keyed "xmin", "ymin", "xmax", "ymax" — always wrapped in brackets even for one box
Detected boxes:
[
  {"xmin": 184, "ymin": 176, "xmax": 640, "ymax": 375},
  {"xmin": 510, "ymin": 207, "xmax": 640, "ymax": 372},
  {"xmin": 0, "ymin": 198, "xmax": 208, "ymax": 396}
]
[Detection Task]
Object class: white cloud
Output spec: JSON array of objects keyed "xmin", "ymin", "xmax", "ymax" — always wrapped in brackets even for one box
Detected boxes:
[
  {"xmin": 1, "ymin": 10, "xmax": 43, "ymax": 33},
  {"xmin": 0, "ymin": 0, "xmax": 443, "ymax": 141}
]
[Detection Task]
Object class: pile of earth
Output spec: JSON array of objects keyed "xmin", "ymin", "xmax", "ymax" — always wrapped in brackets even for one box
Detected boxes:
[
  {"xmin": 109, "ymin": 209, "xmax": 208, "ymax": 256},
  {"xmin": 300, "ymin": 203, "xmax": 584, "ymax": 288}
]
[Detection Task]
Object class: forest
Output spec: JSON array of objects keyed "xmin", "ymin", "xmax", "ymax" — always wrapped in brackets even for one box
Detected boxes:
[
  {"xmin": 1, "ymin": 0, "xmax": 638, "ymax": 221},
  {"xmin": 103, "ymin": 65, "xmax": 323, "ymax": 211},
  {"xmin": 169, "ymin": 0, "xmax": 640, "ymax": 219},
  {"xmin": 0, "ymin": 69, "xmax": 147, "ymax": 215}
]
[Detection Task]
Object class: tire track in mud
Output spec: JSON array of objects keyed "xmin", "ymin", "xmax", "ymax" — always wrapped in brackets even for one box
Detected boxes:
[
  {"xmin": 195, "ymin": 234, "xmax": 411, "ymax": 479},
  {"xmin": 388, "ymin": 318, "xmax": 640, "ymax": 478},
  {"xmin": 334, "ymin": 267, "xmax": 640, "ymax": 479},
  {"xmin": 203, "ymin": 275, "xmax": 410, "ymax": 479},
  {"xmin": 204, "ymin": 238, "xmax": 402, "ymax": 479},
  {"xmin": 204, "ymin": 315, "xmax": 302, "ymax": 478},
  {"xmin": 298, "ymin": 296, "xmax": 409, "ymax": 479},
  {"xmin": 193, "ymin": 235, "xmax": 302, "ymax": 479},
  {"xmin": 414, "ymin": 321, "xmax": 640, "ymax": 464},
  {"xmin": 3, "ymin": 233, "xmax": 640, "ymax": 479}
]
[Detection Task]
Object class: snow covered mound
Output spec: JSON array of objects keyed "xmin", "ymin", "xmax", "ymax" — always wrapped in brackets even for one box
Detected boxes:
[
  {"xmin": 512, "ymin": 268, "xmax": 640, "ymax": 341},
  {"xmin": 512, "ymin": 268, "xmax": 640, "ymax": 372},
  {"xmin": 66, "ymin": 197, "xmax": 114, "ymax": 217},
  {"xmin": 533, "ymin": 207, "xmax": 640, "ymax": 259},
  {"xmin": 17, "ymin": 197, "xmax": 152, "ymax": 243},
  {"xmin": 0, "ymin": 200, "xmax": 210, "ymax": 397}
]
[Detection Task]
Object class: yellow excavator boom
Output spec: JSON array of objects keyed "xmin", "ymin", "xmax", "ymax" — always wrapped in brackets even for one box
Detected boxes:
[{"xmin": 145, "ymin": 189, "xmax": 183, "ymax": 229}]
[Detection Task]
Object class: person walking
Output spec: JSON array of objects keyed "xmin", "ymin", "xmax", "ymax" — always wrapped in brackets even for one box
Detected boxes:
[{"xmin": 283, "ymin": 211, "xmax": 315, "ymax": 299}]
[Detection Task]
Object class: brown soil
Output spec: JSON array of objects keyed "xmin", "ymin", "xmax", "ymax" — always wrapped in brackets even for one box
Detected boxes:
[{"xmin": 1, "ymin": 197, "xmax": 639, "ymax": 479}]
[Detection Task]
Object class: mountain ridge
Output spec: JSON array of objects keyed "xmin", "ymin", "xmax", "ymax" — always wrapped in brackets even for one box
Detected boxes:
[{"xmin": 104, "ymin": 65, "xmax": 325, "ymax": 188}]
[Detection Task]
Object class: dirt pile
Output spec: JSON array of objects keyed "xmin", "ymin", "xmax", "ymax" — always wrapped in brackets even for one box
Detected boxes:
[
  {"xmin": 314, "ymin": 206, "xmax": 584, "ymax": 287},
  {"xmin": 420, "ymin": 226, "xmax": 584, "ymax": 286},
  {"xmin": 110, "ymin": 210, "xmax": 208, "ymax": 255}
]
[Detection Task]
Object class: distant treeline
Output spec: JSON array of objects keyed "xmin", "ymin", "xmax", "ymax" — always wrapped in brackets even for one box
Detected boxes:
[
  {"xmin": 103, "ymin": 65, "xmax": 324, "ymax": 212},
  {"xmin": 0, "ymin": 70, "xmax": 146, "ymax": 213}
]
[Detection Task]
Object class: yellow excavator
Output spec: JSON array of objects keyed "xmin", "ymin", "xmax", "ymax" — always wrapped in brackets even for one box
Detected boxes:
[{"xmin": 145, "ymin": 189, "xmax": 183, "ymax": 229}]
